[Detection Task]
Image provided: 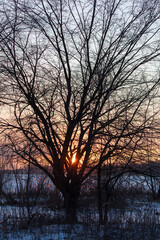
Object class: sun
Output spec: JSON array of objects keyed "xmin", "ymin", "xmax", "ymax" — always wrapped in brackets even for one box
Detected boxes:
[{"xmin": 72, "ymin": 153, "xmax": 76, "ymax": 164}]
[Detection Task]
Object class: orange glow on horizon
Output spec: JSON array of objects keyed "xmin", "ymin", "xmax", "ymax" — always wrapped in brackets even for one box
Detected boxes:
[{"xmin": 72, "ymin": 153, "xmax": 76, "ymax": 164}]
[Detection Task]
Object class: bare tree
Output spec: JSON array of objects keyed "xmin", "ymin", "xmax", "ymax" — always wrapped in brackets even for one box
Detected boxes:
[{"xmin": 0, "ymin": 0, "xmax": 160, "ymax": 222}]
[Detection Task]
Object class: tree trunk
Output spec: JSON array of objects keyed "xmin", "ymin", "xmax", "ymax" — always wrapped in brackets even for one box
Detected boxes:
[
  {"xmin": 63, "ymin": 186, "xmax": 80, "ymax": 223},
  {"xmin": 97, "ymin": 164, "xmax": 103, "ymax": 224},
  {"xmin": 104, "ymin": 182, "xmax": 113, "ymax": 223}
]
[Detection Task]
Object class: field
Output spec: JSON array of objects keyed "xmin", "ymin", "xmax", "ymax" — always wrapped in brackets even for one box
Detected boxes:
[{"xmin": 1, "ymin": 171, "xmax": 160, "ymax": 239}]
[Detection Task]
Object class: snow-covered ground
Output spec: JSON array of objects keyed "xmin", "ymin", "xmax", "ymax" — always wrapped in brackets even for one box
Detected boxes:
[
  {"xmin": 2, "ymin": 172, "xmax": 160, "ymax": 195},
  {"xmin": 2, "ymin": 173, "xmax": 55, "ymax": 194},
  {"xmin": 0, "ymin": 224, "xmax": 106, "ymax": 240},
  {"xmin": 1, "ymin": 173, "xmax": 160, "ymax": 239}
]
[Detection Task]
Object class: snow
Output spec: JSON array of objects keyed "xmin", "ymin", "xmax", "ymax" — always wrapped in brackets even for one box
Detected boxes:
[
  {"xmin": 0, "ymin": 224, "xmax": 105, "ymax": 240},
  {"xmin": 1, "ymin": 173, "xmax": 160, "ymax": 239},
  {"xmin": 2, "ymin": 174, "xmax": 55, "ymax": 194}
]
